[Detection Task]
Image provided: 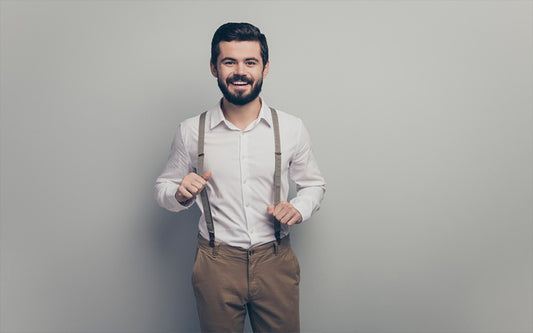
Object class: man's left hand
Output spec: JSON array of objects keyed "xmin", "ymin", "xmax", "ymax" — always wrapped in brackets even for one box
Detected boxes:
[{"xmin": 267, "ymin": 201, "xmax": 303, "ymax": 226}]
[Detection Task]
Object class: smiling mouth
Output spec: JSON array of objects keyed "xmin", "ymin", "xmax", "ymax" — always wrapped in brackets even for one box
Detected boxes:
[
  {"xmin": 231, "ymin": 81, "xmax": 249, "ymax": 86},
  {"xmin": 230, "ymin": 81, "xmax": 251, "ymax": 89}
]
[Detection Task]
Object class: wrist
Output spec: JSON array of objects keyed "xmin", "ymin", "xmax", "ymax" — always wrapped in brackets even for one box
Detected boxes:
[{"xmin": 175, "ymin": 191, "xmax": 189, "ymax": 205}]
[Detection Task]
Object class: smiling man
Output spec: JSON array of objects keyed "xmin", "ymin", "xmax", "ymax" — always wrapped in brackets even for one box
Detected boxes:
[{"xmin": 155, "ymin": 22, "xmax": 325, "ymax": 333}]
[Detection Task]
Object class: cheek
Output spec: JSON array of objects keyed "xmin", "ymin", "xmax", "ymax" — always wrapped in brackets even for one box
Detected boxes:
[
  {"xmin": 253, "ymin": 73, "xmax": 264, "ymax": 84},
  {"xmin": 255, "ymin": 69, "xmax": 266, "ymax": 80},
  {"xmin": 218, "ymin": 69, "xmax": 232, "ymax": 81}
]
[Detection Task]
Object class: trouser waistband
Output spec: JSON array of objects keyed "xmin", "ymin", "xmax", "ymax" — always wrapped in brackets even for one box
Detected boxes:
[{"xmin": 197, "ymin": 234, "xmax": 291, "ymax": 258}]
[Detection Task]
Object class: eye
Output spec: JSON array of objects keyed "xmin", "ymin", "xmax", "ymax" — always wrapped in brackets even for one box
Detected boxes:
[
  {"xmin": 246, "ymin": 61, "xmax": 258, "ymax": 66},
  {"xmin": 223, "ymin": 61, "xmax": 235, "ymax": 66}
]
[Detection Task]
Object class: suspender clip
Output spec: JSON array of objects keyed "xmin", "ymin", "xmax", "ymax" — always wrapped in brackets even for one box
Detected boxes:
[
  {"xmin": 275, "ymin": 231, "xmax": 281, "ymax": 245},
  {"xmin": 209, "ymin": 232, "xmax": 215, "ymax": 248}
]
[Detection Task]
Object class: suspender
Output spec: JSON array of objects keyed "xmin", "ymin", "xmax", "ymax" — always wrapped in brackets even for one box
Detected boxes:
[
  {"xmin": 197, "ymin": 108, "xmax": 282, "ymax": 247},
  {"xmin": 271, "ymin": 108, "xmax": 282, "ymax": 245},
  {"xmin": 197, "ymin": 111, "xmax": 215, "ymax": 247}
]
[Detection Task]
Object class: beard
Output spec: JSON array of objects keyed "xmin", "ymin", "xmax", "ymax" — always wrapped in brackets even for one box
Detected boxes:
[{"xmin": 217, "ymin": 74, "xmax": 263, "ymax": 106}]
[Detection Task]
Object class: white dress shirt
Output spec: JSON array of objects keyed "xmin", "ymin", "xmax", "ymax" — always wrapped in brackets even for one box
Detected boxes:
[{"xmin": 154, "ymin": 100, "xmax": 326, "ymax": 248}]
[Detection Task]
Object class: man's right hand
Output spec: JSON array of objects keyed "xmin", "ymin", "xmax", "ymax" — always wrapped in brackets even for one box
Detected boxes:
[{"xmin": 175, "ymin": 171, "xmax": 212, "ymax": 204}]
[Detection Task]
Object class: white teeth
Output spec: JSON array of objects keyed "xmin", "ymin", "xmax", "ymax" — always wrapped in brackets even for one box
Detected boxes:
[{"xmin": 232, "ymin": 81, "xmax": 247, "ymax": 85}]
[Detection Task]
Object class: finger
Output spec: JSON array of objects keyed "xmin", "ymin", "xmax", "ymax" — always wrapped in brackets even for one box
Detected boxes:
[
  {"xmin": 202, "ymin": 170, "xmax": 212, "ymax": 181},
  {"xmin": 185, "ymin": 183, "xmax": 201, "ymax": 195},
  {"xmin": 280, "ymin": 211, "xmax": 293, "ymax": 224},
  {"xmin": 191, "ymin": 180, "xmax": 206, "ymax": 191},
  {"xmin": 267, "ymin": 205, "xmax": 275, "ymax": 215},
  {"xmin": 286, "ymin": 212, "xmax": 302, "ymax": 226},
  {"xmin": 275, "ymin": 207, "xmax": 291, "ymax": 224},
  {"xmin": 273, "ymin": 201, "xmax": 289, "ymax": 217},
  {"xmin": 176, "ymin": 187, "xmax": 193, "ymax": 202},
  {"xmin": 183, "ymin": 173, "xmax": 206, "ymax": 186},
  {"xmin": 274, "ymin": 202, "xmax": 301, "ymax": 225}
]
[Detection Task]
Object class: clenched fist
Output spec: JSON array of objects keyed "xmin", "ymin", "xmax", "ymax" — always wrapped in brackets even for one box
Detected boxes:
[
  {"xmin": 175, "ymin": 171, "xmax": 212, "ymax": 204},
  {"xmin": 267, "ymin": 201, "xmax": 302, "ymax": 226}
]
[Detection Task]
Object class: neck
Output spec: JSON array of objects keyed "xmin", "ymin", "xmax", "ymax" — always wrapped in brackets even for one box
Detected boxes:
[{"xmin": 221, "ymin": 97, "xmax": 262, "ymax": 130}]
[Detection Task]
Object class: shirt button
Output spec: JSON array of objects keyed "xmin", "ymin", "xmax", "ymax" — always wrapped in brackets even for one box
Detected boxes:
[
  {"xmin": 246, "ymin": 203, "xmax": 250, "ymax": 207},
  {"xmin": 243, "ymin": 179, "xmax": 247, "ymax": 184}
]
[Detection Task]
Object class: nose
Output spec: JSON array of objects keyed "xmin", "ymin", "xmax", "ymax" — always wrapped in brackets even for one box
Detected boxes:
[{"xmin": 235, "ymin": 62, "xmax": 246, "ymax": 75}]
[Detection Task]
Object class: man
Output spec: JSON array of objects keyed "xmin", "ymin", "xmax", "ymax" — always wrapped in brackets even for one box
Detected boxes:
[{"xmin": 155, "ymin": 22, "xmax": 325, "ymax": 333}]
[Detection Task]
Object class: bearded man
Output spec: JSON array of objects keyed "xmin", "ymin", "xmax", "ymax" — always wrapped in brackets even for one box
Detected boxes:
[{"xmin": 155, "ymin": 22, "xmax": 325, "ymax": 333}]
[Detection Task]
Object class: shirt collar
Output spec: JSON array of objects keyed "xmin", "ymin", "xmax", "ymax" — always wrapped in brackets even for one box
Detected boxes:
[{"xmin": 209, "ymin": 98, "xmax": 273, "ymax": 130}]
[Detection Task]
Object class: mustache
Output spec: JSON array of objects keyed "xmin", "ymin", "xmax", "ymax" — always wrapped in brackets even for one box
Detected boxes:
[{"xmin": 226, "ymin": 75, "xmax": 253, "ymax": 85}]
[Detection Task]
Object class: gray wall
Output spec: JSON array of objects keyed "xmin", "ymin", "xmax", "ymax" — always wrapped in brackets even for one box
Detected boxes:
[{"xmin": 1, "ymin": 1, "xmax": 532, "ymax": 332}]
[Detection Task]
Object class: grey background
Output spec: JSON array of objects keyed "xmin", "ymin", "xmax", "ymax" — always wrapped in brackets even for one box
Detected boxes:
[{"xmin": 1, "ymin": 1, "xmax": 532, "ymax": 332}]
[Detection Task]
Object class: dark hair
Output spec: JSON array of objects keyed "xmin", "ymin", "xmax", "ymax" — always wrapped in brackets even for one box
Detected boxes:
[{"xmin": 211, "ymin": 22, "xmax": 269, "ymax": 67}]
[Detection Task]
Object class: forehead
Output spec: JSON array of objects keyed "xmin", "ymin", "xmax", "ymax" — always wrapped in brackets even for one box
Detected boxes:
[{"xmin": 217, "ymin": 41, "xmax": 262, "ymax": 62}]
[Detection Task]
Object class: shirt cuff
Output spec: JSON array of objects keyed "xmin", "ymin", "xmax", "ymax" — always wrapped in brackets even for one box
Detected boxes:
[
  {"xmin": 163, "ymin": 184, "xmax": 194, "ymax": 212},
  {"xmin": 289, "ymin": 199, "xmax": 312, "ymax": 223}
]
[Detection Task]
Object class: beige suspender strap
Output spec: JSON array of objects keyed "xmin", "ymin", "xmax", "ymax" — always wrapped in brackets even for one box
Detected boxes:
[
  {"xmin": 270, "ymin": 107, "xmax": 282, "ymax": 245},
  {"xmin": 198, "ymin": 111, "xmax": 215, "ymax": 247}
]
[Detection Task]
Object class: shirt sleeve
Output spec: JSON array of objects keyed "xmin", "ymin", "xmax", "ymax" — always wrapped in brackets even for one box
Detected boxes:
[
  {"xmin": 288, "ymin": 120, "xmax": 326, "ymax": 222},
  {"xmin": 154, "ymin": 123, "xmax": 195, "ymax": 212}
]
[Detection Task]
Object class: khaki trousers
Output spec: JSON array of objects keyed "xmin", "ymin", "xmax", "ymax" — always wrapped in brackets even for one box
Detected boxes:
[{"xmin": 192, "ymin": 235, "xmax": 300, "ymax": 333}]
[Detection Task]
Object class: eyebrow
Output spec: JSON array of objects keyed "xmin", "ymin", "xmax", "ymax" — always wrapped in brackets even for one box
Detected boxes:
[{"xmin": 220, "ymin": 57, "xmax": 260, "ymax": 63}]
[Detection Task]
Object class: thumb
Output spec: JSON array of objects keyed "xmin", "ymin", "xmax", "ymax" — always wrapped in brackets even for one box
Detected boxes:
[
  {"xmin": 267, "ymin": 205, "xmax": 275, "ymax": 215},
  {"xmin": 202, "ymin": 171, "xmax": 212, "ymax": 181}
]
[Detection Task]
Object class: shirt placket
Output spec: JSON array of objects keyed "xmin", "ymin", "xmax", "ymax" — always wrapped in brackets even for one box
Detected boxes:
[{"xmin": 240, "ymin": 129, "xmax": 256, "ymax": 244}]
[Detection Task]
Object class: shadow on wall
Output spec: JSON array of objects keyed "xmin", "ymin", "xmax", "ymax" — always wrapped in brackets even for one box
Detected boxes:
[{"xmin": 150, "ymin": 203, "xmax": 202, "ymax": 333}]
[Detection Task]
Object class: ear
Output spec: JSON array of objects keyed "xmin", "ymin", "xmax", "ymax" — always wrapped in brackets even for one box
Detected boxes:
[
  {"xmin": 262, "ymin": 61, "xmax": 270, "ymax": 78},
  {"xmin": 210, "ymin": 61, "xmax": 218, "ymax": 78}
]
